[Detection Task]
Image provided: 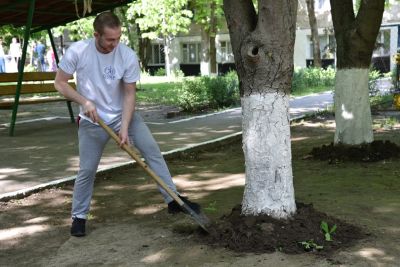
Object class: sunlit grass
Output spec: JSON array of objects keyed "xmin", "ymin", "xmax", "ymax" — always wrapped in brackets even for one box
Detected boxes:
[
  {"xmin": 136, "ymin": 76, "xmax": 332, "ymax": 106},
  {"xmin": 136, "ymin": 81, "xmax": 181, "ymax": 105}
]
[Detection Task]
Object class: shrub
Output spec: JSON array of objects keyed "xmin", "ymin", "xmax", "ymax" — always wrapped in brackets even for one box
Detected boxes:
[
  {"xmin": 178, "ymin": 78, "xmax": 209, "ymax": 111},
  {"xmin": 368, "ymin": 68, "xmax": 381, "ymax": 96},
  {"xmin": 172, "ymin": 69, "xmax": 185, "ymax": 79},
  {"xmin": 154, "ymin": 67, "xmax": 166, "ymax": 76},
  {"xmin": 224, "ymin": 70, "xmax": 240, "ymax": 100},
  {"xmin": 204, "ymin": 76, "xmax": 239, "ymax": 108},
  {"xmin": 177, "ymin": 71, "xmax": 240, "ymax": 112},
  {"xmin": 291, "ymin": 67, "xmax": 335, "ymax": 94}
]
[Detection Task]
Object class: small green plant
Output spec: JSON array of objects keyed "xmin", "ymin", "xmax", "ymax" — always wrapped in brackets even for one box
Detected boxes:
[
  {"xmin": 368, "ymin": 68, "xmax": 381, "ymax": 96},
  {"xmin": 154, "ymin": 67, "xmax": 166, "ymax": 76},
  {"xmin": 378, "ymin": 117, "xmax": 399, "ymax": 130},
  {"xmin": 203, "ymin": 201, "xmax": 217, "ymax": 212},
  {"xmin": 320, "ymin": 221, "xmax": 337, "ymax": 241},
  {"xmin": 297, "ymin": 240, "xmax": 323, "ymax": 251},
  {"xmin": 172, "ymin": 69, "xmax": 185, "ymax": 79}
]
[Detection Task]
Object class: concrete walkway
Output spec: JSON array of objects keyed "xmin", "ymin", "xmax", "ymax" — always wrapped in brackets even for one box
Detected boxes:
[{"xmin": 0, "ymin": 91, "xmax": 333, "ymax": 200}]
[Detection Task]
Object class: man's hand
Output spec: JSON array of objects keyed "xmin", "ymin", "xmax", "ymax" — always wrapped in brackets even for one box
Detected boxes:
[
  {"xmin": 118, "ymin": 128, "xmax": 130, "ymax": 147},
  {"xmin": 83, "ymin": 100, "xmax": 99, "ymax": 123}
]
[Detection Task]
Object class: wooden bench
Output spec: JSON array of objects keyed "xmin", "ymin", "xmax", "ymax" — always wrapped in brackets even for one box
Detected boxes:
[{"xmin": 0, "ymin": 72, "xmax": 76, "ymax": 135}]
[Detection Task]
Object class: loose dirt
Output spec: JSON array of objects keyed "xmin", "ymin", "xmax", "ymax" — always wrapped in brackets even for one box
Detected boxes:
[
  {"xmin": 202, "ymin": 202, "xmax": 366, "ymax": 256},
  {"xmin": 1, "ymin": 108, "xmax": 400, "ymax": 266}
]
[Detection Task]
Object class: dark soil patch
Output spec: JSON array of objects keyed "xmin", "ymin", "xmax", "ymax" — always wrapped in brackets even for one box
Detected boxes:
[
  {"xmin": 310, "ymin": 140, "xmax": 400, "ymax": 163},
  {"xmin": 201, "ymin": 202, "xmax": 367, "ymax": 256}
]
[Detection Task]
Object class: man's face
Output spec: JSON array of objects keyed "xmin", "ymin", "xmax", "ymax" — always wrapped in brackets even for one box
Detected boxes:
[{"xmin": 94, "ymin": 26, "xmax": 122, "ymax": 54}]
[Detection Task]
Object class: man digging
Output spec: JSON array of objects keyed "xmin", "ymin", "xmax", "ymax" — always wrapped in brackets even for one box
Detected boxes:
[{"xmin": 55, "ymin": 11, "xmax": 200, "ymax": 237}]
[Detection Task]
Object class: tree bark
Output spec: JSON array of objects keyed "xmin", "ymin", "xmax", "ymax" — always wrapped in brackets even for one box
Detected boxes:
[
  {"xmin": 330, "ymin": 0, "xmax": 385, "ymax": 144},
  {"xmin": 200, "ymin": 29, "xmax": 210, "ymax": 76},
  {"xmin": 209, "ymin": 1, "xmax": 218, "ymax": 74},
  {"xmin": 305, "ymin": 0, "xmax": 322, "ymax": 68},
  {"xmin": 223, "ymin": 0, "xmax": 297, "ymax": 219},
  {"xmin": 210, "ymin": 35, "xmax": 217, "ymax": 74},
  {"xmin": 164, "ymin": 37, "xmax": 172, "ymax": 77}
]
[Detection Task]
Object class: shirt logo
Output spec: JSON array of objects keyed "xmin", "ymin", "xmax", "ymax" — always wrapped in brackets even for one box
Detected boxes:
[{"xmin": 103, "ymin": 66, "xmax": 116, "ymax": 80}]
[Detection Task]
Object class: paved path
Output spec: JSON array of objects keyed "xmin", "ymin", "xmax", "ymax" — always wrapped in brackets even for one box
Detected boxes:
[{"xmin": 0, "ymin": 91, "xmax": 333, "ymax": 200}]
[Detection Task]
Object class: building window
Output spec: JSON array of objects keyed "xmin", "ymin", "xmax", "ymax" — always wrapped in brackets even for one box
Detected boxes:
[
  {"xmin": 182, "ymin": 43, "xmax": 201, "ymax": 63},
  {"xmin": 150, "ymin": 44, "xmax": 165, "ymax": 65},
  {"xmin": 220, "ymin": 41, "xmax": 234, "ymax": 62},
  {"xmin": 373, "ymin": 29, "xmax": 390, "ymax": 57}
]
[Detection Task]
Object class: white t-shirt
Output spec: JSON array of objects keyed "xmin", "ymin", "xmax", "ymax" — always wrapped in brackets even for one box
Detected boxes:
[
  {"xmin": 59, "ymin": 39, "xmax": 140, "ymax": 124},
  {"xmin": 9, "ymin": 42, "xmax": 21, "ymax": 57}
]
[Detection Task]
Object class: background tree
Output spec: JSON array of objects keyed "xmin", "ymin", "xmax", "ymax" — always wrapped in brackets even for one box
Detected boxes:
[
  {"xmin": 305, "ymin": 0, "xmax": 322, "ymax": 68},
  {"xmin": 223, "ymin": 0, "xmax": 297, "ymax": 218},
  {"xmin": 53, "ymin": 18, "xmax": 94, "ymax": 41},
  {"xmin": 115, "ymin": 6, "xmax": 151, "ymax": 69},
  {"xmin": 127, "ymin": 0, "xmax": 192, "ymax": 76},
  {"xmin": 190, "ymin": 0, "xmax": 224, "ymax": 75},
  {"xmin": 330, "ymin": 0, "xmax": 385, "ymax": 145}
]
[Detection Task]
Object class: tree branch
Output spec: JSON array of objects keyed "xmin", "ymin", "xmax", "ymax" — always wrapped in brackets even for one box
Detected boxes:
[
  {"xmin": 223, "ymin": 0, "xmax": 257, "ymax": 58},
  {"xmin": 356, "ymin": 0, "xmax": 385, "ymax": 42},
  {"xmin": 330, "ymin": 0, "xmax": 355, "ymax": 35}
]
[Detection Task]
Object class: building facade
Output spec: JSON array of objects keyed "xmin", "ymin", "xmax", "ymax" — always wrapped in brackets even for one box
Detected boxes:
[{"xmin": 147, "ymin": 0, "xmax": 400, "ymax": 76}]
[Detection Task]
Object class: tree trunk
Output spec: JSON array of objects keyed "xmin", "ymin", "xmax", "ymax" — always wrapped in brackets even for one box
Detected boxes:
[
  {"xmin": 209, "ymin": 1, "xmax": 218, "ymax": 74},
  {"xmin": 138, "ymin": 37, "xmax": 151, "ymax": 70},
  {"xmin": 210, "ymin": 35, "xmax": 217, "ymax": 74},
  {"xmin": 330, "ymin": 0, "xmax": 385, "ymax": 145},
  {"xmin": 223, "ymin": 0, "xmax": 297, "ymax": 219},
  {"xmin": 334, "ymin": 69, "xmax": 373, "ymax": 144},
  {"xmin": 164, "ymin": 37, "xmax": 172, "ymax": 77},
  {"xmin": 305, "ymin": 0, "xmax": 322, "ymax": 68},
  {"xmin": 200, "ymin": 29, "xmax": 211, "ymax": 76},
  {"xmin": 116, "ymin": 7, "xmax": 136, "ymax": 50}
]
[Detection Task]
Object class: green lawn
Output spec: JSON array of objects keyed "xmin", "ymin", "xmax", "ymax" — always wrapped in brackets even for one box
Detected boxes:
[
  {"xmin": 136, "ymin": 76, "xmax": 332, "ymax": 106},
  {"xmin": 136, "ymin": 80, "xmax": 181, "ymax": 105}
]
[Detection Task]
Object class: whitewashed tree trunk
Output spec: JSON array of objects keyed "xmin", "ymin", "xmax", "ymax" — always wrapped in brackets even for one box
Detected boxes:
[
  {"xmin": 224, "ymin": 0, "xmax": 298, "ymax": 219},
  {"xmin": 241, "ymin": 93, "xmax": 296, "ymax": 219},
  {"xmin": 334, "ymin": 68, "xmax": 373, "ymax": 145},
  {"xmin": 200, "ymin": 29, "xmax": 211, "ymax": 76},
  {"xmin": 164, "ymin": 38, "xmax": 172, "ymax": 77}
]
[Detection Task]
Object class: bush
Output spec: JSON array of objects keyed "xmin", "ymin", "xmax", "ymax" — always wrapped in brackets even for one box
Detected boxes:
[
  {"xmin": 178, "ymin": 78, "xmax": 209, "ymax": 111},
  {"xmin": 154, "ymin": 68, "xmax": 166, "ymax": 76},
  {"xmin": 172, "ymin": 69, "xmax": 185, "ymax": 79},
  {"xmin": 177, "ymin": 71, "xmax": 240, "ymax": 112},
  {"xmin": 291, "ymin": 67, "xmax": 335, "ymax": 94},
  {"xmin": 223, "ymin": 70, "xmax": 240, "ymax": 106},
  {"xmin": 368, "ymin": 68, "xmax": 381, "ymax": 96}
]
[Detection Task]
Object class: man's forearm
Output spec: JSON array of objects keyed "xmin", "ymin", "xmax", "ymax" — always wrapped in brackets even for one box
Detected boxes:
[
  {"xmin": 55, "ymin": 80, "xmax": 87, "ymax": 106},
  {"xmin": 121, "ymin": 83, "xmax": 136, "ymax": 131}
]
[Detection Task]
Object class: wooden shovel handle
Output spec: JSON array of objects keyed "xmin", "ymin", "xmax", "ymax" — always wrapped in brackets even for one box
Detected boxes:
[{"xmin": 97, "ymin": 119, "xmax": 185, "ymax": 206}]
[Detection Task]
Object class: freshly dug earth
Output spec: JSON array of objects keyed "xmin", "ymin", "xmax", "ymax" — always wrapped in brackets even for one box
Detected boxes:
[
  {"xmin": 203, "ymin": 202, "xmax": 366, "ymax": 255},
  {"xmin": 310, "ymin": 140, "xmax": 400, "ymax": 163},
  {"xmin": 1, "ymin": 110, "xmax": 400, "ymax": 266}
]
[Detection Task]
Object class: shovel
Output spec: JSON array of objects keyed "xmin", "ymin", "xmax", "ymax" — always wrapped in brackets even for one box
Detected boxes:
[{"xmin": 97, "ymin": 118, "xmax": 211, "ymax": 233}]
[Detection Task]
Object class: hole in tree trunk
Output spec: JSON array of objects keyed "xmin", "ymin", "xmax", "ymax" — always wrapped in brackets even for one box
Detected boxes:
[{"xmin": 251, "ymin": 46, "xmax": 259, "ymax": 56}]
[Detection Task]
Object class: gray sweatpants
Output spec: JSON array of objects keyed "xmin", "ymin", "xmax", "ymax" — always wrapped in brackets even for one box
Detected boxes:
[{"xmin": 72, "ymin": 113, "xmax": 178, "ymax": 219}]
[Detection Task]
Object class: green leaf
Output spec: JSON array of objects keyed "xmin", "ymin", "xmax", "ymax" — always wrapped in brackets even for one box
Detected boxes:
[
  {"xmin": 320, "ymin": 221, "xmax": 329, "ymax": 232},
  {"xmin": 330, "ymin": 224, "xmax": 337, "ymax": 234}
]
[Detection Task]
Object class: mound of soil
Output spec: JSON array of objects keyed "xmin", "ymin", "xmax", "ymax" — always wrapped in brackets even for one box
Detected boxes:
[
  {"xmin": 202, "ymin": 202, "xmax": 366, "ymax": 256},
  {"xmin": 310, "ymin": 140, "xmax": 400, "ymax": 163}
]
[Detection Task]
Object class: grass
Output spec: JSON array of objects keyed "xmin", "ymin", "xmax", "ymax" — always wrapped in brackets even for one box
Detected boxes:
[
  {"xmin": 291, "ymin": 85, "xmax": 332, "ymax": 97},
  {"xmin": 136, "ymin": 76, "xmax": 332, "ymax": 106},
  {"xmin": 136, "ymin": 80, "xmax": 181, "ymax": 105}
]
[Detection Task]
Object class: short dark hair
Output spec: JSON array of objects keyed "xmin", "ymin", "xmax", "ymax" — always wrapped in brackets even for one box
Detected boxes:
[{"xmin": 93, "ymin": 11, "xmax": 121, "ymax": 34}]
